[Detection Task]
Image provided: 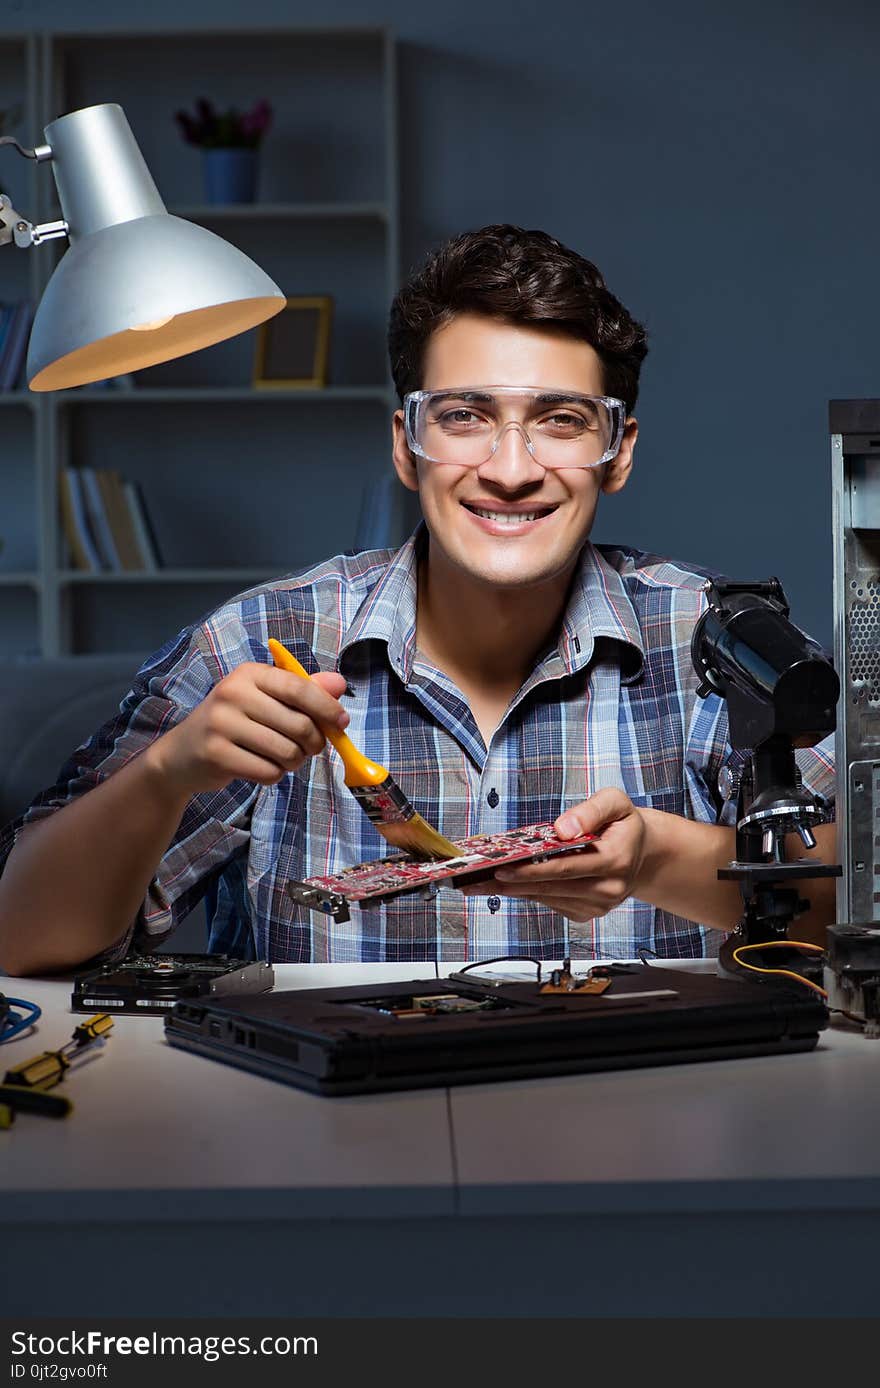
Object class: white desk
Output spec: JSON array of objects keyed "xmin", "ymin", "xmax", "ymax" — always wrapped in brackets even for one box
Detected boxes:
[{"xmin": 3, "ymin": 961, "xmax": 879, "ymax": 1317}]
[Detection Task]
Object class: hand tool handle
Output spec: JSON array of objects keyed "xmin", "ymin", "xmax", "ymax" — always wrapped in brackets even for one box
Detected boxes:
[{"xmin": 268, "ymin": 638, "xmax": 389, "ymax": 788}]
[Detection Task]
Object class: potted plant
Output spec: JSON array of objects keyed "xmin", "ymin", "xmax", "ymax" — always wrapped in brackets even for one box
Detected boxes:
[{"xmin": 174, "ymin": 97, "xmax": 273, "ymax": 205}]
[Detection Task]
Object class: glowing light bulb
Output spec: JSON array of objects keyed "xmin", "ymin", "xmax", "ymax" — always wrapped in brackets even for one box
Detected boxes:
[{"xmin": 130, "ymin": 314, "xmax": 175, "ymax": 332}]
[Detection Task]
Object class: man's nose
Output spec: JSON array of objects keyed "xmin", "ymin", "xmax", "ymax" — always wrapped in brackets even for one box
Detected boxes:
[{"xmin": 476, "ymin": 422, "xmax": 546, "ymax": 487}]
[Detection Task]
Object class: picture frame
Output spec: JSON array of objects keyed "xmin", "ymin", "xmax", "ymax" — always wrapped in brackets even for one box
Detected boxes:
[{"xmin": 253, "ymin": 295, "xmax": 333, "ymax": 388}]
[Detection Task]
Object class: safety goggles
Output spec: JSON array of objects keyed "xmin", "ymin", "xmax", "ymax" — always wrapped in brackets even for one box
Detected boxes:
[{"xmin": 403, "ymin": 386, "xmax": 627, "ymax": 470}]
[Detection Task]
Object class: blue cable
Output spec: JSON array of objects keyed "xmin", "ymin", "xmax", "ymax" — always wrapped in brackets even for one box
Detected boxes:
[{"xmin": 0, "ymin": 995, "xmax": 42, "ymax": 1043}]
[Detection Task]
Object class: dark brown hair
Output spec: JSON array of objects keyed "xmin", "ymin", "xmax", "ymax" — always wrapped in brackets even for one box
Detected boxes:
[{"xmin": 388, "ymin": 224, "xmax": 648, "ymax": 411}]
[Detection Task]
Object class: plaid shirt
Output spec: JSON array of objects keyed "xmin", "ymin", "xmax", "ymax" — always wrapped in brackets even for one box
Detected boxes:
[{"xmin": 0, "ymin": 526, "xmax": 835, "ymax": 963}]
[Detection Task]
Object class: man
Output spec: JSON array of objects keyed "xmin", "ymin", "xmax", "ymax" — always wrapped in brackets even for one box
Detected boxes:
[{"xmin": 0, "ymin": 225, "xmax": 836, "ymax": 974}]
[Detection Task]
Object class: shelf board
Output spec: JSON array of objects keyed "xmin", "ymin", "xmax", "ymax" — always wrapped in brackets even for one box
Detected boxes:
[
  {"xmin": 0, "ymin": 571, "xmax": 40, "ymax": 588},
  {"xmin": 51, "ymin": 25, "xmax": 390, "ymax": 43},
  {"xmin": 172, "ymin": 201, "xmax": 390, "ymax": 222},
  {"xmin": 0, "ymin": 392, "xmax": 37, "ymax": 408},
  {"xmin": 48, "ymin": 202, "xmax": 390, "ymax": 224},
  {"xmin": 59, "ymin": 568, "xmax": 281, "ymax": 586},
  {"xmin": 52, "ymin": 385, "xmax": 392, "ymax": 405}
]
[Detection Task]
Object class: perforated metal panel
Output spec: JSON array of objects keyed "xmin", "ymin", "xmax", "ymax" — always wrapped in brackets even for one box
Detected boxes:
[
  {"xmin": 831, "ymin": 404, "xmax": 880, "ymax": 923},
  {"xmin": 848, "ymin": 576, "xmax": 880, "ymax": 704}
]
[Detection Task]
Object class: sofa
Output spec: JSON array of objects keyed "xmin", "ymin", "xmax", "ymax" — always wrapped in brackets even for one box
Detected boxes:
[{"xmin": 0, "ymin": 654, "xmax": 141, "ymax": 826}]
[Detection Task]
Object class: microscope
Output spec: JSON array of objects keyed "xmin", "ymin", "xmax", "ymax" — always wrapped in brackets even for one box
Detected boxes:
[{"xmin": 690, "ymin": 578, "xmax": 842, "ymax": 984}]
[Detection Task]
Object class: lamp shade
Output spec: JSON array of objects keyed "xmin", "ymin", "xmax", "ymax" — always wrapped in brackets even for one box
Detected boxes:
[{"xmin": 27, "ymin": 104, "xmax": 285, "ymax": 391}]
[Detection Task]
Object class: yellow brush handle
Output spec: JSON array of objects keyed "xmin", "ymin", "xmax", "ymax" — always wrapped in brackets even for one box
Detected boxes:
[{"xmin": 268, "ymin": 638, "xmax": 389, "ymax": 789}]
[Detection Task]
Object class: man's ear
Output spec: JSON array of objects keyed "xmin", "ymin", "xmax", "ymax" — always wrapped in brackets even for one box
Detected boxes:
[
  {"xmin": 601, "ymin": 416, "xmax": 638, "ymax": 495},
  {"xmin": 392, "ymin": 410, "xmax": 420, "ymax": 493}
]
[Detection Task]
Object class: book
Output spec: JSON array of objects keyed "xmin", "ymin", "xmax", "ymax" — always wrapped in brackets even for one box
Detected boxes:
[
  {"xmin": 0, "ymin": 300, "xmax": 34, "ymax": 390},
  {"xmin": 122, "ymin": 479, "xmax": 161, "ymax": 570},
  {"xmin": 58, "ymin": 469, "xmax": 102, "ymax": 572},
  {"xmin": 0, "ymin": 305, "xmax": 14, "ymax": 377},
  {"xmin": 10, "ymin": 300, "xmax": 34, "ymax": 389},
  {"xmin": 96, "ymin": 469, "xmax": 144, "ymax": 571},
  {"xmin": 78, "ymin": 465, "xmax": 121, "ymax": 571}
]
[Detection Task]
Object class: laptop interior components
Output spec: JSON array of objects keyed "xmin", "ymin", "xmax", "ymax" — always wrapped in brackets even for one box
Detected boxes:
[{"xmin": 164, "ymin": 959, "xmax": 827, "ymax": 1095}]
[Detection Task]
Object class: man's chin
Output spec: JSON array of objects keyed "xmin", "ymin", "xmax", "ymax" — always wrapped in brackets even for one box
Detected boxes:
[
  {"xmin": 425, "ymin": 526, "xmax": 588, "ymax": 594},
  {"xmin": 453, "ymin": 556, "xmax": 576, "ymax": 592}
]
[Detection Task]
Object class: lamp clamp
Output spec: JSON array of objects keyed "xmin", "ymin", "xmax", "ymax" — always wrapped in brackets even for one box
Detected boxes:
[
  {"xmin": 0, "ymin": 194, "xmax": 68, "ymax": 250},
  {"xmin": 0, "ymin": 136, "xmax": 66, "ymax": 249}
]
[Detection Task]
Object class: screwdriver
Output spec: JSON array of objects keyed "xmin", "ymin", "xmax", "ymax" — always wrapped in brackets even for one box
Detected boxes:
[
  {"xmin": 3, "ymin": 1012, "xmax": 114, "ymax": 1091},
  {"xmin": 1, "ymin": 1013, "xmax": 113, "ymax": 1125}
]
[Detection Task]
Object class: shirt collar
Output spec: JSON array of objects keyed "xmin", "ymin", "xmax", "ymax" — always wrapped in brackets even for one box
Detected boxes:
[
  {"xmin": 340, "ymin": 526, "xmax": 644, "ymax": 684},
  {"xmin": 557, "ymin": 542, "xmax": 645, "ymax": 681},
  {"xmin": 339, "ymin": 526, "xmax": 423, "ymax": 682}
]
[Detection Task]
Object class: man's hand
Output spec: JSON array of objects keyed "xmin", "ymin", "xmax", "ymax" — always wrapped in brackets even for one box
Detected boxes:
[
  {"xmin": 461, "ymin": 793, "xmax": 835, "ymax": 939},
  {"xmin": 144, "ymin": 662, "xmax": 350, "ymax": 798},
  {"xmin": 461, "ymin": 788, "xmax": 647, "ymax": 921}
]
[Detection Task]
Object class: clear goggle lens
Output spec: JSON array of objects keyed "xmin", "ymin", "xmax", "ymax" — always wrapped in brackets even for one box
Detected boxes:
[{"xmin": 404, "ymin": 387, "xmax": 626, "ymax": 470}]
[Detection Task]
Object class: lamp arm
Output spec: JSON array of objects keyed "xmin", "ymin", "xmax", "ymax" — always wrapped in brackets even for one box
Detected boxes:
[{"xmin": 0, "ymin": 135, "xmax": 53, "ymax": 163}]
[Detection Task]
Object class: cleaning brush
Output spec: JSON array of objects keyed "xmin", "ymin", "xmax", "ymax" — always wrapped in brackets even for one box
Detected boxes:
[{"xmin": 268, "ymin": 638, "xmax": 463, "ymax": 861}]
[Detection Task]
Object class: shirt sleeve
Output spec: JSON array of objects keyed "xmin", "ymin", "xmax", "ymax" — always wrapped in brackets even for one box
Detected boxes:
[
  {"xmin": 0, "ymin": 624, "xmax": 260, "ymax": 965},
  {"xmin": 795, "ymin": 734, "xmax": 836, "ymax": 816}
]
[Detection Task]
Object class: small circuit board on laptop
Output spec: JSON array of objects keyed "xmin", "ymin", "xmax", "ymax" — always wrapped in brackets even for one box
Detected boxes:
[{"xmin": 286, "ymin": 821, "xmax": 595, "ymax": 922}]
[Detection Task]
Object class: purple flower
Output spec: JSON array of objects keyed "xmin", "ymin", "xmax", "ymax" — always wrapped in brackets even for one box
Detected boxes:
[
  {"xmin": 174, "ymin": 98, "xmax": 274, "ymax": 149},
  {"xmin": 240, "ymin": 99, "xmax": 273, "ymax": 142}
]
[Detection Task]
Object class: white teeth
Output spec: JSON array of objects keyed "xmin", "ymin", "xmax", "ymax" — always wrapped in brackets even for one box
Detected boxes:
[{"xmin": 471, "ymin": 507, "xmax": 545, "ymax": 524}]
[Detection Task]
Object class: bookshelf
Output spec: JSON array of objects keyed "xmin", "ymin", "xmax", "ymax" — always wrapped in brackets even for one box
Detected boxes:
[
  {"xmin": 0, "ymin": 35, "xmax": 41, "ymax": 657},
  {"xmin": 0, "ymin": 25, "xmax": 403, "ymax": 657}
]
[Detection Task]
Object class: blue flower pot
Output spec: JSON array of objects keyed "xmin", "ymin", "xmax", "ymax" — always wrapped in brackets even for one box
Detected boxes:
[{"xmin": 202, "ymin": 147, "xmax": 258, "ymax": 205}]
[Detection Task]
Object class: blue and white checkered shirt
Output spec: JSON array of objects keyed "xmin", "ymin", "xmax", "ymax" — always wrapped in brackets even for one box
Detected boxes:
[{"xmin": 0, "ymin": 526, "xmax": 835, "ymax": 963}]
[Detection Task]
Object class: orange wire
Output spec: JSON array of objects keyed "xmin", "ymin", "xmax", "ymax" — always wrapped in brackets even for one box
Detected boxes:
[{"xmin": 731, "ymin": 940, "xmax": 828, "ymax": 999}]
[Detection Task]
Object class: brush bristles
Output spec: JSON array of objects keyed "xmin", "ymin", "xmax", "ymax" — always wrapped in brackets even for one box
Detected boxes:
[
  {"xmin": 347, "ymin": 776, "xmax": 463, "ymax": 860},
  {"xmin": 376, "ymin": 814, "xmax": 464, "ymax": 861}
]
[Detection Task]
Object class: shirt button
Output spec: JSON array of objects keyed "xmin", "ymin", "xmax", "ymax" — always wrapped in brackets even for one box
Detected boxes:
[
  {"xmin": 487, "ymin": 788, "xmax": 500, "ymax": 808},
  {"xmin": 487, "ymin": 895, "xmax": 502, "ymax": 913}
]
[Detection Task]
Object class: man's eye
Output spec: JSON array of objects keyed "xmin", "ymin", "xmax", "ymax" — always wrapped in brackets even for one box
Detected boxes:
[
  {"xmin": 540, "ymin": 412, "xmax": 591, "ymax": 433},
  {"xmin": 438, "ymin": 408, "xmax": 484, "ymax": 428}
]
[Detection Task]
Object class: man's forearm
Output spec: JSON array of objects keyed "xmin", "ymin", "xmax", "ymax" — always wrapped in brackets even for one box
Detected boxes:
[
  {"xmin": 634, "ymin": 811, "xmax": 838, "ymax": 943},
  {"xmin": 0, "ymin": 747, "xmax": 191, "ymax": 976},
  {"xmin": 634, "ymin": 810, "xmax": 743, "ymax": 931}
]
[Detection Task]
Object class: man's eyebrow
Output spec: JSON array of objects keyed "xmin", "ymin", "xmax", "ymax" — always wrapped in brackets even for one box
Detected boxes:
[
  {"xmin": 428, "ymin": 390, "xmax": 495, "ymax": 404},
  {"xmin": 533, "ymin": 392, "xmax": 593, "ymax": 406},
  {"xmin": 426, "ymin": 390, "xmax": 594, "ymax": 405}
]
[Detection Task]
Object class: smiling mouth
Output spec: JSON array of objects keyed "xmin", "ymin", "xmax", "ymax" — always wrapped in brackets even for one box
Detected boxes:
[{"xmin": 462, "ymin": 504, "xmax": 558, "ymax": 525}]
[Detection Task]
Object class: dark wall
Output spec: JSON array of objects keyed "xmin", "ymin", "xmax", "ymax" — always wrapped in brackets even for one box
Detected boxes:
[{"xmin": 6, "ymin": 0, "xmax": 879, "ymax": 645}]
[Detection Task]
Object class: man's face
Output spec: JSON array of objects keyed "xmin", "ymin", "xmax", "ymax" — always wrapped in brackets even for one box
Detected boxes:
[{"xmin": 392, "ymin": 313, "xmax": 637, "ymax": 595}]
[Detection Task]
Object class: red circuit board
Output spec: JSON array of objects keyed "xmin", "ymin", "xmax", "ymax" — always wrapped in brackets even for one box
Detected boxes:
[{"xmin": 286, "ymin": 822, "xmax": 596, "ymax": 920}]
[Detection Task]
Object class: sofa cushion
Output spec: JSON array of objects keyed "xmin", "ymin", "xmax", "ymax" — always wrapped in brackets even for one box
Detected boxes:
[{"xmin": 0, "ymin": 655, "xmax": 143, "ymax": 826}]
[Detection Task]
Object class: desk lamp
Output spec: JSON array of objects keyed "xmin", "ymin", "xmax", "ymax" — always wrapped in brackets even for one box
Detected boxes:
[{"xmin": 0, "ymin": 102, "xmax": 285, "ymax": 390}]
